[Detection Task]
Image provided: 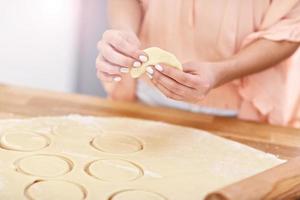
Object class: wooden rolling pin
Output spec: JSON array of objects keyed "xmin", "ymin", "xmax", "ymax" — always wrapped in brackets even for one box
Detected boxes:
[{"xmin": 205, "ymin": 157, "xmax": 300, "ymax": 200}]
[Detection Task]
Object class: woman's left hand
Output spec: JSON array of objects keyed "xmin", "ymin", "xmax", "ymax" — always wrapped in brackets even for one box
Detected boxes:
[{"xmin": 146, "ymin": 61, "xmax": 225, "ymax": 103}]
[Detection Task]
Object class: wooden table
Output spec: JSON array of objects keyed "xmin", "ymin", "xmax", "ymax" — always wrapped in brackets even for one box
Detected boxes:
[{"xmin": 0, "ymin": 84, "xmax": 299, "ymax": 160}]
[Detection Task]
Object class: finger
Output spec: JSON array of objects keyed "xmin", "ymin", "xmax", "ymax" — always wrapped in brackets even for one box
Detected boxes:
[
  {"xmin": 96, "ymin": 71, "xmax": 121, "ymax": 83},
  {"xmin": 149, "ymin": 67, "xmax": 194, "ymax": 97},
  {"xmin": 122, "ymin": 31, "xmax": 141, "ymax": 46},
  {"xmin": 109, "ymin": 35, "xmax": 145, "ymax": 60},
  {"xmin": 122, "ymin": 33, "xmax": 149, "ymax": 63},
  {"xmin": 152, "ymin": 78, "xmax": 183, "ymax": 101},
  {"xmin": 96, "ymin": 56, "xmax": 128, "ymax": 75},
  {"xmin": 101, "ymin": 31, "xmax": 147, "ymax": 62},
  {"xmin": 154, "ymin": 64, "xmax": 198, "ymax": 89},
  {"xmin": 98, "ymin": 41, "xmax": 135, "ymax": 67}
]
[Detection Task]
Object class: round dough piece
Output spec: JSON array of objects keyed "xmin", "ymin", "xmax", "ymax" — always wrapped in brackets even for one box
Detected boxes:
[
  {"xmin": 0, "ymin": 131, "xmax": 49, "ymax": 151},
  {"xmin": 15, "ymin": 154, "xmax": 72, "ymax": 177},
  {"xmin": 25, "ymin": 180, "xmax": 86, "ymax": 200},
  {"xmin": 130, "ymin": 47, "xmax": 182, "ymax": 78},
  {"xmin": 91, "ymin": 134, "xmax": 143, "ymax": 154},
  {"xmin": 87, "ymin": 159, "xmax": 143, "ymax": 182},
  {"xmin": 110, "ymin": 190, "xmax": 166, "ymax": 200}
]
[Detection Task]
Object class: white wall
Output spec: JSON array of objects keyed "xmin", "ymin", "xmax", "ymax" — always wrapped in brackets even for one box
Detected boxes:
[
  {"xmin": 76, "ymin": 0, "xmax": 107, "ymax": 96},
  {"xmin": 0, "ymin": 0, "xmax": 81, "ymax": 92}
]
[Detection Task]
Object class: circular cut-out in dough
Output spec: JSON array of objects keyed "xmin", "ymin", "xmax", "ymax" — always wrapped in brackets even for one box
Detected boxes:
[
  {"xmin": 86, "ymin": 159, "xmax": 143, "ymax": 182},
  {"xmin": 15, "ymin": 154, "xmax": 73, "ymax": 177},
  {"xmin": 109, "ymin": 190, "xmax": 167, "ymax": 200},
  {"xmin": 0, "ymin": 131, "xmax": 50, "ymax": 151},
  {"xmin": 25, "ymin": 180, "xmax": 87, "ymax": 200},
  {"xmin": 90, "ymin": 134, "xmax": 143, "ymax": 154}
]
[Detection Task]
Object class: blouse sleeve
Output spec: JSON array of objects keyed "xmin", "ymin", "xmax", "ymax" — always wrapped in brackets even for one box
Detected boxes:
[
  {"xmin": 242, "ymin": 0, "xmax": 300, "ymax": 46},
  {"xmin": 237, "ymin": 0, "xmax": 300, "ymax": 126}
]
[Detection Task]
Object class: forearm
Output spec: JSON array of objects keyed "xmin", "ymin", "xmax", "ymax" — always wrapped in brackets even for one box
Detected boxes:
[
  {"xmin": 146, "ymin": 39, "xmax": 299, "ymax": 104},
  {"xmin": 103, "ymin": 0, "xmax": 143, "ymax": 101},
  {"xmin": 108, "ymin": 0, "xmax": 142, "ymax": 33},
  {"xmin": 216, "ymin": 39, "xmax": 300, "ymax": 86}
]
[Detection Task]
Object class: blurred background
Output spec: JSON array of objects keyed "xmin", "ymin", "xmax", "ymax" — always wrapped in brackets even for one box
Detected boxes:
[{"xmin": 0, "ymin": 0, "xmax": 107, "ymax": 96}]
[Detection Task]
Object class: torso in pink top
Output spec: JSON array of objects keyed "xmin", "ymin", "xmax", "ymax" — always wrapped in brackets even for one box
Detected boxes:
[{"xmin": 138, "ymin": 0, "xmax": 300, "ymax": 127}]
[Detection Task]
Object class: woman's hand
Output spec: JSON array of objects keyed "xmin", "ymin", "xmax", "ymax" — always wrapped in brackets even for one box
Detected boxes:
[
  {"xmin": 96, "ymin": 29, "xmax": 147, "ymax": 83},
  {"xmin": 145, "ymin": 61, "xmax": 226, "ymax": 103}
]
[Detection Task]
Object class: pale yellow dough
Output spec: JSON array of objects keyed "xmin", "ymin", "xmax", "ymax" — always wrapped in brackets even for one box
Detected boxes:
[
  {"xmin": 130, "ymin": 47, "xmax": 182, "ymax": 78},
  {"xmin": 0, "ymin": 116, "xmax": 284, "ymax": 200},
  {"xmin": 91, "ymin": 134, "xmax": 143, "ymax": 154},
  {"xmin": 0, "ymin": 131, "xmax": 49, "ymax": 151},
  {"xmin": 15, "ymin": 154, "xmax": 72, "ymax": 177},
  {"xmin": 110, "ymin": 190, "xmax": 166, "ymax": 200},
  {"xmin": 86, "ymin": 159, "xmax": 143, "ymax": 182},
  {"xmin": 25, "ymin": 180, "xmax": 86, "ymax": 200}
]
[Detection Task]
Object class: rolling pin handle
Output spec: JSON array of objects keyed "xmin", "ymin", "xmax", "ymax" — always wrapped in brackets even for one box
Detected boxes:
[{"xmin": 205, "ymin": 157, "xmax": 300, "ymax": 200}]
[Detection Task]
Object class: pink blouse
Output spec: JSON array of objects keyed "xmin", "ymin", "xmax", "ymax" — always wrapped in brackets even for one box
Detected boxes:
[{"xmin": 138, "ymin": 0, "xmax": 300, "ymax": 127}]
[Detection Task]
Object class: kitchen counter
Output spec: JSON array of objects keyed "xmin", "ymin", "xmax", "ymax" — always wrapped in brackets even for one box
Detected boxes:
[{"xmin": 0, "ymin": 83, "xmax": 299, "ymax": 160}]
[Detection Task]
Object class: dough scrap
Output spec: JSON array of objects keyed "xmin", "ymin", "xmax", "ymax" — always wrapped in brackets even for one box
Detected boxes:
[{"xmin": 130, "ymin": 47, "xmax": 182, "ymax": 78}]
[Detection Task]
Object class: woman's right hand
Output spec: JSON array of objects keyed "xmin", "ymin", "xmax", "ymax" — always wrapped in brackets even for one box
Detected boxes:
[{"xmin": 96, "ymin": 29, "xmax": 147, "ymax": 83}]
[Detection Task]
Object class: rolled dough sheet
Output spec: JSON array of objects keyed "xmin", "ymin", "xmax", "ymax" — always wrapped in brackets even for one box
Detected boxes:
[{"xmin": 0, "ymin": 116, "xmax": 284, "ymax": 200}]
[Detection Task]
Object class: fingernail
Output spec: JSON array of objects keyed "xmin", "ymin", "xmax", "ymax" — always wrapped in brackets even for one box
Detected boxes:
[
  {"xmin": 113, "ymin": 76, "xmax": 121, "ymax": 82},
  {"xmin": 155, "ymin": 64, "xmax": 163, "ymax": 72},
  {"xmin": 120, "ymin": 67, "xmax": 129, "ymax": 73},
  {"xmin": 146, "ymin": 73, "xmax": 153, "ymax": 79},
  {"xmin": 139, "ymin": 55, "xmax": 148, "ymax": 62},
  {"xmin": 133, "ymin": 61, "xmax": 141, "ymax": 68},
  {"xmin": 146, "ymin": 66, "xmax": 154, "ymax": 75}
]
